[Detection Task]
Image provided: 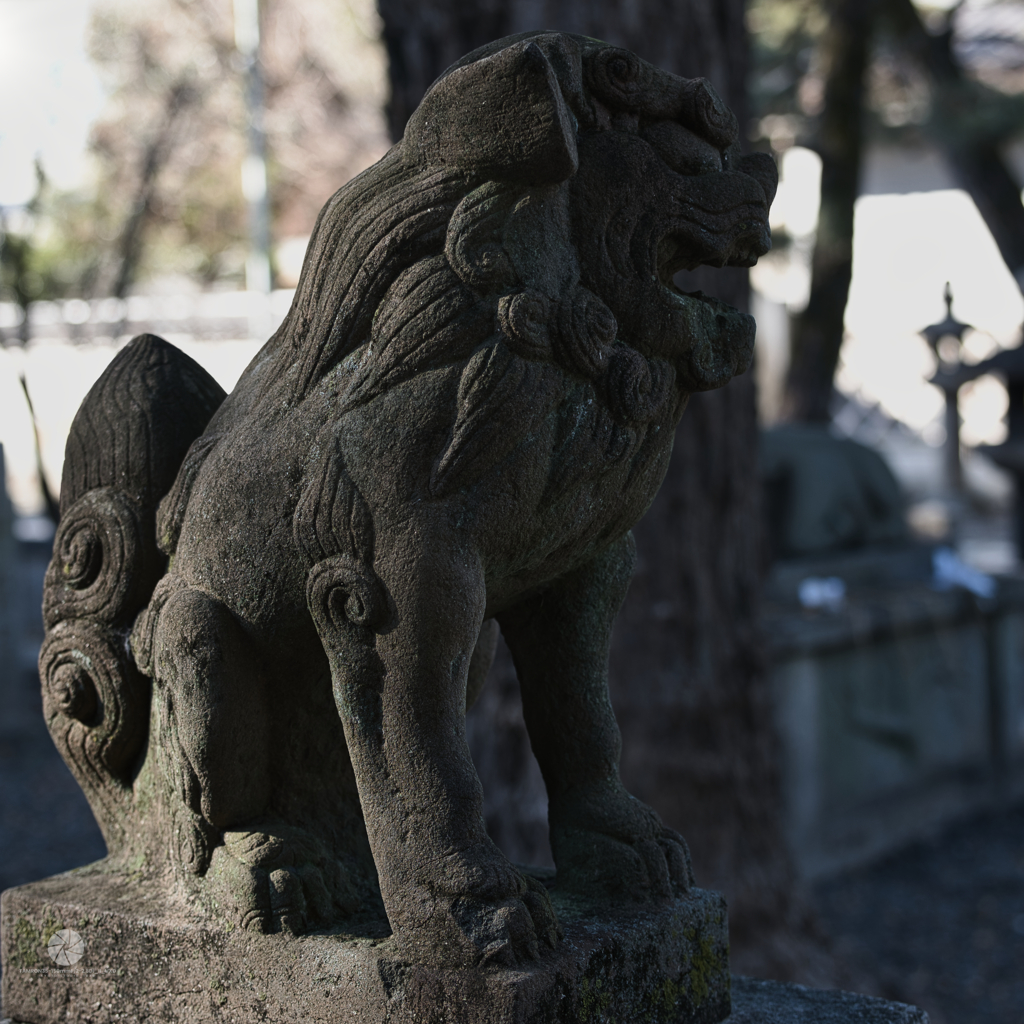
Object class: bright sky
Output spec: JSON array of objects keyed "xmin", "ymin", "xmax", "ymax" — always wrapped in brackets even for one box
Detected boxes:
[
  {"xmin": 756, "ymin": 144, "xmax": 1024, "ymax": 449},
  {"xmin": 0, "ymin": 0, "xmax": 105, "ymax": 205}
]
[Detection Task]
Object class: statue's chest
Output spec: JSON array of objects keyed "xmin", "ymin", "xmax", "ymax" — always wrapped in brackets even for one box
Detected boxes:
[{"xmin": 479, "ymin": 408, "xmax": 676, "ymax": 598}]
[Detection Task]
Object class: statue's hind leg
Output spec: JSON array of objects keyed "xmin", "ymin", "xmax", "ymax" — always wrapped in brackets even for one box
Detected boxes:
[
  {"xmin": 498, "ymin": 532, "xmax": 695, "ymax": 902},
  {"xmin": 134, "ymin": 577, "xmax": 361, "ymax": 933},
  {"xmin": 139, "ymin": 577, "xmax": 271, "ymax": 835}
]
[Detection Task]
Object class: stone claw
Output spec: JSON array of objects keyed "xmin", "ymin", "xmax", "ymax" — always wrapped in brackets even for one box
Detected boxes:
[
  {"xmin": 551, "ymin": 784, "xmax": 694, "ymax": 902},
  {"xmin": 520, "ymin": 873, "xmax": 562, "ymax": 949},
  {"xmin": 657, "ymin": 827, "xmax": 696, "ymax": 894},
  {"xmin": 207, "ymin": 820, "xmax": 360, "ymax": 934},
  {"xmin": 390, "ymin": 850, "xmax": 562, "ymax": 968}
]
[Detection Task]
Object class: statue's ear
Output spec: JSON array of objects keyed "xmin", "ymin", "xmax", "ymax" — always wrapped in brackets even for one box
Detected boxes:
[{"xmin": 404, "ymin": 40, "xmax": 579, "ymax": 184}]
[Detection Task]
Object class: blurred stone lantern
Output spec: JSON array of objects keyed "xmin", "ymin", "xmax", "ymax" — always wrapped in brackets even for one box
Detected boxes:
[
  {"xmin": 941, "ymin": 312, "xmax": 1024, "ymax": 557},
  {"xmin": 923, "ymin": 283, "xmax": 972, "ymax": 497}
]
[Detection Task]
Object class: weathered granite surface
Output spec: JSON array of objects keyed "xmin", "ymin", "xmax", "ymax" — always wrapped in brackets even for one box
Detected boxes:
[
  {"xmin": 2, "ymin": 870, "xmax": 729, "ymax": 1024},
  {"xmin": 21, "ymin": 29, "xmax": 777, "ymax": 977},
  {"xmin": 0, "ymin": 867, "xmax": 930, "ymax": 1024}
]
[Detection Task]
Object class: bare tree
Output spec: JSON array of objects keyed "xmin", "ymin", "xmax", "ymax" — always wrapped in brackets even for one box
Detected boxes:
[
  {"xmin": 781, "ymin": 0, "xmax": 1024, "ymax": 423},
  {"xmin": 783, "ymin": 0, "xmax": 873, "ymax": 423},
  {"xmin": 49, "ymin": 0, "xmax": 390, "ymax": 297}
]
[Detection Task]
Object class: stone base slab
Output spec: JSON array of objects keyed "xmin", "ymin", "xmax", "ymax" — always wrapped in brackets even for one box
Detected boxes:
[
  {"xmin": 2, "ymin": 868, "xmax": 730, "ymax": 1024},
  {"xmin": 727, "ymin": 977, "xmax": 929, "ymax": 1023}
]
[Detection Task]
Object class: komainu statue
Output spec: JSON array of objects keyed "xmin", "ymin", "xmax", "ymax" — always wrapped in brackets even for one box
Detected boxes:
[{"xmin": 40, "ymin": 32, "xmax": 776, "ymax": 969}]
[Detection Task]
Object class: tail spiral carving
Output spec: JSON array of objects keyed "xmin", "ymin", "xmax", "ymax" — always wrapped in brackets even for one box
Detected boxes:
[{"xmin": 40, "ymin": 333, "xmax": 226, "ymax": 861}]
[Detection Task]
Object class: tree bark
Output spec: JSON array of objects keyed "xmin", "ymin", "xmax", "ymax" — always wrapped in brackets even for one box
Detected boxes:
[
  {"xmin": 376, "ymin": 0, "xmax": 512, "ymax": 143},
  {"xmin": 379, "ymin": 0, "xmax": 838, "ymax": 983},
  {"xmin": 783, "ymin": 0, "xmax": 872, "ymax": 424}
]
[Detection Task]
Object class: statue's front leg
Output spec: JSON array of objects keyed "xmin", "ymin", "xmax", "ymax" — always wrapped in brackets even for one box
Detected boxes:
[
  {"xmin": 499, "ymin": 533, "xmax": 694, "ymax": 902},
  {"xmin": 307, "ymin": 526, "xmax": 558, "ymax": 967}
]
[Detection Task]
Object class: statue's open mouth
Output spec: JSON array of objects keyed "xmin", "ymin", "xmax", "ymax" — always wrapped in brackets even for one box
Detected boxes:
[
  {"xmin": 641, "ymin": 219, "xmax": 761, "ymax": 390},
  {"xmin": 654, "ymin": 201, "xmax": 771, "ymax": 288}
]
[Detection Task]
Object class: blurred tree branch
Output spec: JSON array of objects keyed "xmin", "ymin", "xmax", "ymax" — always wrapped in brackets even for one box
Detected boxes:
[
  {"xmin": 8, "ymin": 0, "xmax": 388, "ymax": 302},
  {"xmin": 783, "ymin": 0, "xmax": 874, "ymax": 423},
  {"xmin": 111, "ymin": 76, "xmax": 203, "ymax": 299}
]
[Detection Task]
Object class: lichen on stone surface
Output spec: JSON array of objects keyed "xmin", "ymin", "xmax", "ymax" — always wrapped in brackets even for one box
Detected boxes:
[{"xmin": 577, "ymin": 974, "xmax": 613, "ymax": 1022}]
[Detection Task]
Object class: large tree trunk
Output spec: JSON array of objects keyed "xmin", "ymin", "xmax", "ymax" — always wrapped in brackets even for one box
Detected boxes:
[
  {"xmin": 376, "ymin": 0, "xmax": 512, "ymax": 143},
  {"xmin": 783, "ymin": 0, "xmax": 872, "ymax": 423},
  {"xmin": 377, "ymin": 0, "xmax": 839, "ymax": 983}
]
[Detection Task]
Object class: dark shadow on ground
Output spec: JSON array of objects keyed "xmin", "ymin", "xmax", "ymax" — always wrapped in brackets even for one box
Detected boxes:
[
  {"xmin": 817, "ymin": 802, "xmax": 1024, "ymax": 1024},
  {"xmin": 0, "ymin": 537, "xmax": 107, "ymax": 896}
]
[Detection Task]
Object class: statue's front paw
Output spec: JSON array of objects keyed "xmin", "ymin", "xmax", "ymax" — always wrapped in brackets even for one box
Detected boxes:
[
  {"xmin": 447, "ymin": 874, "xmax": 560, "ymax": 967},
  {"xmin": 550, "ymin": 785, "xmax": 695, "ymax": 901},
  {"xmin": 389, "ymin": 847, "xmax": 561, "ymax": 967},
  {"xmin": 208, "ymin": 822, "xmax": 361, "ymax": 934}
]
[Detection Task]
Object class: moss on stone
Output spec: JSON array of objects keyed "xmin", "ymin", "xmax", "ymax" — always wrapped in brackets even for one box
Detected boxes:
[
  {"xmin": 684, "ymin": 927, "xmax": 727, "ymax": 1009},
  {"xmin": 8, "ymin": 911, "xmax": 60, "ymax": 969},
  {"xmin": 656, "ymin": 973, "xmax": 684, "ymax": 1020},
  {"xmin": 578, "ymin": 975, "xmax": 613, "ymax": 1022}
]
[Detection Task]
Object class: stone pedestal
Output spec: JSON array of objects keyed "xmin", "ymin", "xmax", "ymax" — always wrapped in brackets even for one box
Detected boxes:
[
  {"xmin": 726, "ymin": 977, "xmax": 929, "ymax": 1023},
  {"xmin": 1, "ymin": 868, "xmax": 730, "ymax": 1024}
]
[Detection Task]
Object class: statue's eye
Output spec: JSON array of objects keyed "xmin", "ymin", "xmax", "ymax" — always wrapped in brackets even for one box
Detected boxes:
[{"xmin": 641, "ymin": 121, "xmax": 723, "ymax": 176}]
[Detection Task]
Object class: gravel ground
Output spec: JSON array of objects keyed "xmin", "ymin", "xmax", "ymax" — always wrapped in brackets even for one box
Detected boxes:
[
  {"xmin": 2, "ymin": 538, "xmax": 1023, "ymax": 1024},
  {"xmin": 817, "ymin": 803, "xmax": 1024, "ymax": 1024}
]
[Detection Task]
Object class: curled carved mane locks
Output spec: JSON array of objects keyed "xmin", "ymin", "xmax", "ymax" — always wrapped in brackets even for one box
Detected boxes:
[
  {"xmin": 498, "ymin": 290, "xmax": 553, "ymax": 361},
  {"xmin": 268, "ymin": 153, "xmax": 484, "ymax": 402},
  {"xmin": 497, "ymin": 286, "xmax": 619, "ymax": 381},
  {"xmin": 554, "ymin": 287, "xmax": 617, "ymax": 379},
  {"xmin": 342, "ymin": 254, "xmax": 494, "ymax": 410},
  {"xmin": 445, "ymin": 181, "xmax": 524, "ymax": 294},
  {"xmin": 605, "ymin": 346, "xmax": 676, "ymax": 425},
  {"xmin": 582, "ymin": 42, "xmax": 738, "ymax": 147}
]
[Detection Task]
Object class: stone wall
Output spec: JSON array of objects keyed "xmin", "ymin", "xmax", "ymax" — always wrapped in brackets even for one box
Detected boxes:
[{"xmin": 768, "ymin": 561, "xmax": 1024, "ymax": 879}]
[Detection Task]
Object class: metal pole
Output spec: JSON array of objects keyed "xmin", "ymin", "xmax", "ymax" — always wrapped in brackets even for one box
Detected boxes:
[
  {"xmin": 234, "ymin": 0, "xmax": 271, "ymax": 299},
  {"xmin": 944, "ymin": 385, "xmax": 962, "ymax": 495}
]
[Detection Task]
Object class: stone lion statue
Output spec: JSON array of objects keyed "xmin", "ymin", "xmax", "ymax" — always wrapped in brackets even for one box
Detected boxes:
[{"xmin": 40, "ymin": 31, "xmax": 776, "ymax": 968}]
